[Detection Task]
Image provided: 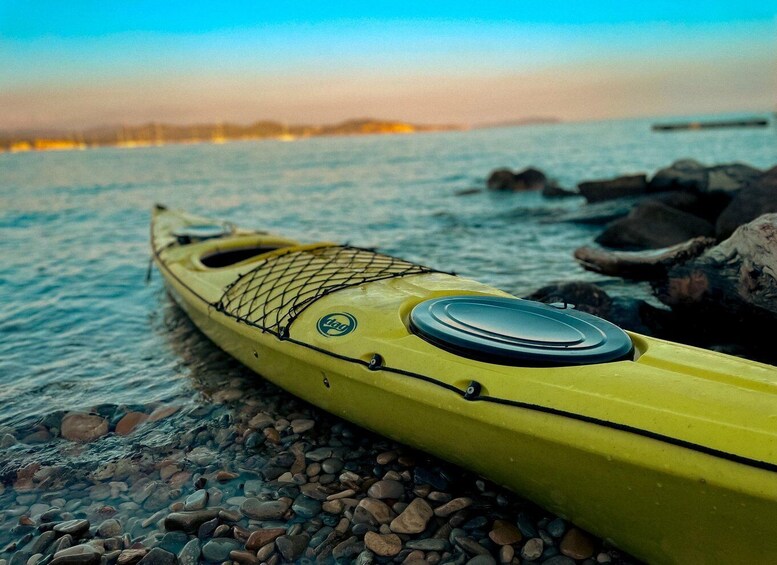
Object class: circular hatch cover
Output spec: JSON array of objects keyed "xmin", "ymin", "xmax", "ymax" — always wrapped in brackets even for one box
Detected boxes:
[{"xmin": 410, "ymin": 296, "xmax": 633, "ymax": 366}]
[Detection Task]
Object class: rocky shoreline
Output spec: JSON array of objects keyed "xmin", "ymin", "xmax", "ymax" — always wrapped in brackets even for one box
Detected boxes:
[
  {"xmin": 483, "ymin": 159, "xmax": 777, "ymax": 365},
  {"xmin": 0, "ymin": 368, "xmax": 638, "ymax": 565}
]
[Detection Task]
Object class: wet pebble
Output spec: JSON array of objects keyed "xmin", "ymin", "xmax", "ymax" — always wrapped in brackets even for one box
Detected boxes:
[
  {"xmin": 390, "ymin": 498, "xmax": 433, "ymax": 534},
  {"xmin": 275, "ymin": 534, "xmax": 309, "ymax": 561},
  {"xmin": 434, "ymin": 497, "xmax": 472, "ymax": 517},
  {"xmin": 50, "ymin": 545, "xmax": 101, "ymax": 565},
  {"xmin": 60, "ymin": 414, "xmax": 108, "ymax": 443},
  {"xmin": 53, "ymin": 520, "xmax": 90, "ymax": 537},
  {"xmin": 201, "ymin": 538, "xmax": 242, "ymax": 563},
  {"xmin": 176, "ymin": 539, "xmax": 200, "ymax": 565},
  {"xmin": 364, "ymin": 531, "xmax": 402, "ymax": 557},
  {"xmin": 97, "ymin": 519, "xmax": 122, "ymax": 538},
  {"xmin": 405, "ymin": 538, "xmax": 448, "ymax": 552},
  {"xmin": 184, "ymin": 490, "xmax": 208, "ymax": 511},
  {"xmin": 116, "ymin": 550, "xmax": 146, "ymax": 565},
  {"xmin": 367, "ymin": 480, "xmax": 404, "ymax": 500},
  {"xmin": 164, "ymin": 509, "xmax": 220, "ymax": 533},
  {"xmin": 246, "ymin": 528, "xmax": 286, "ymax": 551},
  {"xmin": 240, "ymin": 497, "xmax": 290, "ymax": 520},
  {"xmin": 354, "ymin": 498, "xmax": 395, "ymax": 525},
  {"xmin": 137, "ymin": 548, "xmax": 176, "ymax": 565},
  {"xmin": 560, "ymin": 527, "xmax": 595, "ymax": 560},
  {"xmin": 520, "ymin": 538, "xmax": 544, "ymax": 561},
  {"xmin": 290, "ymin": 419, "xmax": 315, "ymax": 434},
  {"xmin": 547, "ymin": 518, "xmax": 566, "ymax": 538},
  {"xmin": 488, "ymin": 520, "xmax": 522, "ymax": 546}
]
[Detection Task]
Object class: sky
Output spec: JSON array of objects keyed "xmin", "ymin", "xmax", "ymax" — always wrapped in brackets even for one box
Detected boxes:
[{"xmin": 0, "ymin": 1, "xmax": 775, "ymax": 130}]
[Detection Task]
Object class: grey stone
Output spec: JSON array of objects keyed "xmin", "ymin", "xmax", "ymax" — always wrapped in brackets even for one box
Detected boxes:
[
  {"xmin": 137, "ymin": 548, "xmax": 176, "ymax": 565},
  {"xmin": 405, "ymin": 538, "xmax": 449, "ymax": 551},
  {"xmin": 163, "ymin": 509, "xmax": 220, "ymax": 533},
  {"xmin": 96, "ymin": 519, "xmax": 122, "ymax": 538},
  {"xmin": 184, "ymin": 489, "xmax": 208, "ymax": 511},
  {"xmin": 367, "ymin": 480, "xmax": 403, "ymax": 500},
  {"xmin": 53, "ymin": 520, "xmax": 90, "ymax": 537},
  {"xmin": 201, "ymin": 539, "xmax": 241, "ymax": 563},
  {"xmin": 292, "ymin": 494, "xmax": 321, "ymax": 519},
  {"xmin": 275, "ymin": 535, "xmax": 309, "ymax": 561},
  {"xmin": 50, "ymin": 545, "xmax": 101, "ymax": 565},
  {"xmin": 240, "ymin": 498, "xmax": 290, "ymax": 520},
  {"xmin": 158, "ymin": 532, "xmax": 188, "ymax": 555},
  {"xmin": 177, "ymin": 539, "xmax": 200, "ymax": 565}
]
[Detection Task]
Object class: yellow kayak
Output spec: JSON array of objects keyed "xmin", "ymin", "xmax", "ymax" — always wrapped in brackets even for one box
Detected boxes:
[{"xmin": 151, "ymin": 205, "xmax": 777, "ymax": 564}]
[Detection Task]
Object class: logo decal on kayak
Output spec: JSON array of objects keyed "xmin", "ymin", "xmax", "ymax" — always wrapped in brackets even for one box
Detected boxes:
[{"xmin": 317, "ymin": 312, "xmax": 357, "ymax": 337}]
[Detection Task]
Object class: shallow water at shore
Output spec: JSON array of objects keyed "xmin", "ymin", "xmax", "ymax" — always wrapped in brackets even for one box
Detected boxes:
[{"xmin": 1, "ymin": 115, "xmax": 775, "ymax": 562}]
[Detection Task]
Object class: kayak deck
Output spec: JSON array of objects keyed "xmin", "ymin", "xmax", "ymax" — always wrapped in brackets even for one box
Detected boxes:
[{"xmin": 152, "ymin": 206, "xmax": 777, "ymax": 564}]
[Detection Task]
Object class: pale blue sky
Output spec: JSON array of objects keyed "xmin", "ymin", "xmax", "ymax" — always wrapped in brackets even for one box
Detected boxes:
[{"xmin": 1, "ymin": 2, "xmax": 775, "ymax": 129}]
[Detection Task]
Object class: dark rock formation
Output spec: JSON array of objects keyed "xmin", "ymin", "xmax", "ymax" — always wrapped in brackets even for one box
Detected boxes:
[
  {"xmin": 525, "ymin": 282, "xmax": 661, "ymax": 335},
  {"xmin": 487, "ymin": 167, "xmax": 547, "ymax": 191},
  {"xmin": 715, "ymin": 166, "xmax": 777, "ymax": 239},
  {"xmin": 595, "ymin": 200, "xmax": 715, "ymax": 250},
  {"xmin": 542, "ymin": 183, "xmax": 579, "ymax": 198},
  {"xmin": 577, "ymin": 174, "xmax": 647, "ymax": 203},
  {"xmin": 648, "ymin": 159, "xmax": 708, "ymax": 192}
]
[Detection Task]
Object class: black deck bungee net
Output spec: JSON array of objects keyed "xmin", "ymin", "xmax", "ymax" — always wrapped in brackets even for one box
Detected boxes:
[{"xmin": 216, "ymin": 245, "xmax": 439, "ymax": 337}]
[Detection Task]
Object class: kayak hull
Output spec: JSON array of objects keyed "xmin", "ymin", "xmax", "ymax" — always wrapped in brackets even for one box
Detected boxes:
[{"xmin": 153, "ymin": 206, "xmax": 777, "ymax": 565}]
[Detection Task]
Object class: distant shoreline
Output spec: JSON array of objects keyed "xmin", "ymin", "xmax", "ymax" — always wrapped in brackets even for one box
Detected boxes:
[{"xmin": 0, "ymin": 118, "xmax": 466, "ymax": 154}]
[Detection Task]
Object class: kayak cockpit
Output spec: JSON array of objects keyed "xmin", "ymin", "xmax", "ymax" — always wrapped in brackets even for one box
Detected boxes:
[{"xmin": 200, "ymin": 245, "xmax": 291, "ymax": 268}]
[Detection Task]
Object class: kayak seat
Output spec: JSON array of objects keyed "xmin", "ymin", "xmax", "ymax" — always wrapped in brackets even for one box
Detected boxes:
[
  {"xmin": 410, "ymin": 295, "xmax": 633, "ymax": 366},
  {"xmin": 200, "ymin": 245, "xmax": 290, "ymax": 268}
]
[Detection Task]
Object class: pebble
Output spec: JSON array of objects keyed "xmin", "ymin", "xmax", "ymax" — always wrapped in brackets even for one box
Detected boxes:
[
  {"xmin": 248, "ymin": 413, "xmax": 274, "ymax": 429},
  {"xmin": 275, "ymin": 534, "xmax": 309, "ymax": 561},
  {"xmin": 364, "ymin": 532, "xmax": 402, "ymax": 557},
  {"xmin": 434, "ymin": 497, "xmax": 472, "ymax": 517},
  {"xmin": 354, "ymin": 498, "xmax": 395, "ymax": 525},
  {"xmin": 147, "ymin": 405, "xmax": 178, "ymax": 422},
  {"xmin": 50, "ymin": 545, "xmax": 101, "ymax": 565},
  {"xmin": 60, "ymin": 413, "xmax": 109, "ymax": 443},
  {"xmin": 290, "ymin": 419, "xmax": 315, "ymax": 433},
  {"xmin": 521, "ymin": 538, "xmax": 544, "ymax": 561},
  {"xmin": 229, "ymin": 550, "xmax": 259, "ymax": 565},
  {"xmin": 540, "ymin": 557, "xmax": 575, "ymax": 565},
  {"xmin": 322, "ymin": 500, "xmax": 343, "ymax": 514},
  {"xmin": 376, "ymin": 451, "xmax": 397, "ymax": 465},
  {"xmin": 246, "ymin": 528, "xmax": 286, "ymax": 550},
  {"xmin": 367, "ymin": 480, "xmax": 404, "ymax": 500},
  {"xmin": 177, "ymin": 540, "xmax": 200, "ymax": 565},
  {"xmin": 488, "ymin": 519, "xmax": 522, "ymax": 545},
  {"xmin": 263, "ymin": 428, "xmax": 280, "ymax": 444},
  {"xmin": 390, "ymin": 498, "xmax": 433, "ymax": 534},
  {"xmin": 405, "ymin": 538, "xmax": 448, "ymax": 552},
  {"xmin": 53, "ymin": 519, "xmax": 90, "ymax": 537},
  {"xmin": 560, "ymin": 527, "xmax": 595, "ymax": 560},
  {"xmin": 201, "ymin": 538, "xmax": 242, "ymax": 562},
  {"xmin": 498, "ymin": 545, "xmax": 514, "ymax": 564},
  {"xmin": 516, "ymin": 512, "xmax": 538, "ymax": 538},
  {"xmin": 547, "ymin": 518, "xmax": 566, "ymax": 538},
  {"xmin": 164, "ymin": 509, "xmax": 220, "ymax": 533},
  {"xmin": 455, "ymin": 537, "xmax": 490, "ymax": 556},
  {"xmin": 96, "ymin": 518, "xmax": 122, "ymax": 538},
  {"xmin": 184, "ymin": 489, "xmax": 208, "ymax": 511},
  {"xmin": 137, "ymin": 548, "xmax": 176, "ymax": 565},
  {"xmin": 466, "ymin": 556, "xmax": 496, "ymax": 565},
  {"xmin": 116, "ymin": 550, "xmax": 146, "ymax": 565},
  {"xmin": 240, "ymin": 498, "xmax": 290, "ymax": 520},
  {"xmin": 115, "ymin": 412, "xmax": 147, "ymax": 435},
  {"xmin": 306, "ymin": 447, "xmax": 333, "ymax": 461}
]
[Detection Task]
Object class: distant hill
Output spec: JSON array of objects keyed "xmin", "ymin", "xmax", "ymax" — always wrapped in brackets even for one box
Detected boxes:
[
  {"xmin": 473, "ymin": 117, "xmax": 561, "ymax": 129},
  {"xmin": 0, "ymin": 118, "xmax": 463, "ymax": 152}
]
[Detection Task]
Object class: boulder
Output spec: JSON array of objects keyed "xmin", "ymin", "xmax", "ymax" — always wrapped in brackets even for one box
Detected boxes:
[
  {"xmin": 524, "ymin": 282, "xmax": 661, "ymax": 335},
  {"xmin": 542, "ymin": 182, "xmax": 579, "ymax": 198},
  {"xmin": 595, "ymin": 200, "xmax": 715, "ymax": 250},
  {"xmin": 706, "ymin": 163, "xmax": 762, "ymax": 192},
  {"xmin": 574, "ymin": 237, "xmax": 715, "ymax": 280},
  {"xmin": 655, "ymin": 213, "xmax": 777, "ymax": 324},
  {"xmin": 715, "ymin": 166, "xmax": 777, "ymax": 239},
  {"xmin": 487, "ymin": 167, "xmax": 547, "ymax": 191},
  {"xmin": 649, "ymin": 191, "xmax": 733, "ymax": 224},
  {"xmin": 577, "ymin": 174, "xmax": 647, "ymax": 203},
  {"xmin": 648, "ymin": 159, "xmax": 708, "ymax": 192},
  {"xmin": 553, "ymin": 196, "xmax": 645, "ymax": 225}
]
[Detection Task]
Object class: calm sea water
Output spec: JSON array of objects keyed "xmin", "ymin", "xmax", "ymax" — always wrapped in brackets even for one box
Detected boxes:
[{"xmin": 1, "ymin": 114, "xmax": 775, "ymax": 458}]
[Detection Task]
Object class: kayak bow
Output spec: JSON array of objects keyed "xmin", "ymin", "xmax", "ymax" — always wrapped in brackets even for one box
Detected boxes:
[{"xmin": 152, "ymin": 205, "xmax": 777, "ymax": 564}]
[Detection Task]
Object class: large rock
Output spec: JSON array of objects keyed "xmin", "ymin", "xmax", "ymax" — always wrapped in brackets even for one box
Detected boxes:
[
  {"xmin": 706, "ymin": 163, "xmax": 762, "ymax": 192},
  {"xmin": 655, "ymin": 214, "xmax": 777, "ymax": 326},
  {"xmin": 577, "ymin": 174, "xmax": 647, "ymax": 203},
  {"xmin": 164, "ymin": 509, "xmax": 220, "ymax": 533},
  {"xmin": 596, "ymin": 200, "xmax": 715, "ymax": 250},
  {"xmin": 648, "ymin": 159, "xmax": 708, "ymax": 192},
  {"xmin": 61, "ymin": 413, "xmax": 108, "ymax": 442},
  {"xmin": 487, "ymin": 167, "xmax": 547, "ymax": 191},
  {"xmin": 716, "ymin": 166, "xmax": 777, "ymax": 239}
]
